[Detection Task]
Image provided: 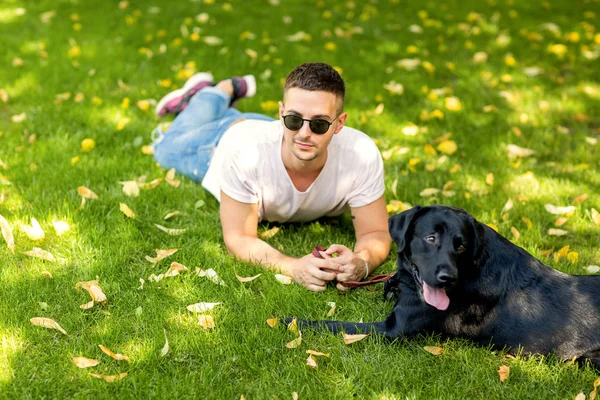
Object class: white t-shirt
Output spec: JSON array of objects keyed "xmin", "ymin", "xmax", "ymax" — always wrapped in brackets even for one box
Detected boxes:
[{"xmin": 202, "ymin": 120, "xmax": 384, "ymax": 223}]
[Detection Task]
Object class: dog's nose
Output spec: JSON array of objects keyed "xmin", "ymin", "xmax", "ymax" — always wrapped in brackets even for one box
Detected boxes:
[{"xmin": 436, "ymin": 271, "xmax": 457, "ymax": 287}]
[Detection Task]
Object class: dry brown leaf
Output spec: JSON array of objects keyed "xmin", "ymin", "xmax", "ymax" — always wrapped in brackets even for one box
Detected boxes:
[
  {"xmin": 195, "ymin": 268, "xmax": 225, "ymax": 285},
  {"xmin": 138, "ymin": 178, "xmax": 162, "ymax": 190},
  {"xmin": 154, "ymin": 224, "xmax": 187, "ymax": 235},
  {"xmin": 22, "ymin": 248, "xmax": 56, "ymax": 262},
  {"xmin": 80, "ymin": 300, "xmax": 95, "ymax": 310},
  {"xmin": 119, "ymin": 180, "xmax": 140, "ymax": 197},
  {"xmin": 306, "ymin": 354, "xmax": 318, "ymax": 368},
  {"xmin": 164, "ymin": 262, "xmax": 188, "ymax": 277},
  {"xmin": 555, "ymin": 217, "xmax": 568, "ymax": 226},
  {"xmin": 30, "ymin": 317, "xmax": 67, "ymax": 335},
  {"xmin": 548, "ymin": 228, "xmax": 568, "ymax": 236},
  {"xmin": 0, "ymin": 214, "xmax": 15, "ymax": 253},
  {"xmin": 423, "ymin": 346, "xmax": 443, "ymax": 355},
  {"xmin": 266, "ymin": 318, "xmax": 279, "ymax": 328},
  {"xmin": 90, "ymin": 372, "xmax": 127, "ymax": 382},
  {"xmin": 145, "ymin": 248, "xmax": 179, "ymax": 264},
  {"xmin": 72, "ymin": 356, "xmax": 99, "ymax": 368},
  {"xmin": 259, "ymin": 226, "xmax": 280, "ymax": 239},
  {"xmin": 275, "ymin": 274, "xmax": 293, "ymax": 284},
  {"xmin": 498, "ymin": 365, "xmax": 510, "ymax": 382},
  {"xmin": 306, "ymin": 350, "xmax": 330, "ymax": 357},
  {"xmin": 165, "ymin": 168, "xmax": 181, "ymax": 188},
  {"xmin": 235, "ymin": 272, "xmax": 262, "ymax": 282},
  {"xmin": 98, "ymin": 344, "xmax": 130, "ymax": 361},
  {"xmin": 163, "ymin": 211, "xmax": 181, "ymax": 220},
  {"xmin": 75, "ymin": 280, "xmax": 107, "ymax": 303},
  {"xmin": 160, "ymin": 328, "xmax": 169, "ymax": 357},
  {"xmin": 77, "ymin": 186, "xmax": 98, "ymax": 199},
  {"xmin": 198, "ymin": 314, "xmax": 215, "ymax": 329},
  {"xmin": 21, "ymin": 218, "xmax": 45, "ymax": 241},
  {"xmin": 286, "ymin": 334, "xmax": 303, "ymax": 349},
  {"xmin": 573, "ymin": 193, "xmax": 588, "ymax": 205},
  {"xmin": 187, "ymin": 302, "xmax": 221, "ymax": 313},
  {"xmin": 342, "ymin": 333, "xmax": 369, "ymax": 345},
  {"xmin": 119, "ymin": 203, "xmax": 136, "ymax": 219}
]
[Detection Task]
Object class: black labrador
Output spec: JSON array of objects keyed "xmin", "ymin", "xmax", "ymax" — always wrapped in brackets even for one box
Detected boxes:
[{"xmin": 292, "ymin": 205, "xmax": 600, "ymax": 368}]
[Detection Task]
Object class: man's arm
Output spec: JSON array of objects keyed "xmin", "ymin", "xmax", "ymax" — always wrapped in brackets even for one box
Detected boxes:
[
  {"xmin": 220, "ymin": 191, "xmax": 340, "ymax": 291},
  {"xmin": 324, "ymin": 195, "xmax": 391, "ymax": 286}
]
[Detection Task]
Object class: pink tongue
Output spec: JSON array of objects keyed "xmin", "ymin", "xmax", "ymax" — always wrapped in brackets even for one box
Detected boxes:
[{"xmin": 423, "ymin": 282, "xmax": 450, "ymax": 310}]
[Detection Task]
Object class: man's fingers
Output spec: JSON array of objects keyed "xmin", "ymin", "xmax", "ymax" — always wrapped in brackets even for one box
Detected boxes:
[
  {"xmin": 306, "ymin": 284, "xmax": 326, "ymax": 292},
  {"xmin": 336, "ymin": 282, "xmax": 349, "ymax": 291},
  {"xmin": 313, "ymin": 268, "xmax": 337, "ymax": 282},
  {"xmin": 325, "ymin": 244, "xmax": 349, "ymax": 255}
]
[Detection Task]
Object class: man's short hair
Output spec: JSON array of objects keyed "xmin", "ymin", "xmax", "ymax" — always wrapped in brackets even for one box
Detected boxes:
[{"xmin": 284, "ymin": 62, "xmax": 345, "ymax": 112}]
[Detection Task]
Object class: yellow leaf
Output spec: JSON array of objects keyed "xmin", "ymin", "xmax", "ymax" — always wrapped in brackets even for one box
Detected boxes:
[
  {"xmin": 522, "ymin": 217, "xmax": 533, "ymax": 229},
  {"xmin": 90, "ymin": 372, "xmax": 127, "ymax": 382},
  {"xmin": 72, "ymin": 356, "xmax": 99, "ymax": 368},
  {"xmin": 41, "ymin": 271, "xmax": 54, "ymax": 278},
  {"xmin": 164, "ymin": 262, "xmax": 188, "ymax": 277},
  {"xmin": 444, "ymin": 97, "xmax": 462, "ymax": 112},
  {"xmin": 342, "ymin": 333, "xmax": 369, "ymax": 344},
  {"xmin": 591, "ymin": 208, "xmax": 600, "ymax": 226},
  {"xmin": 498, "ymin": 365, "xmax": 510, "ymax": 382},
  {"xmin": 507, "ymin": 144, "xmax": 535, "ymax": 158},
  {"xmin": 75, "ymin": 280, "xmax": 108, "ymax": 303},
  {"xmin": 154, "ymin": 224, "xmax": 187, "ymax": 235},
  {"xmin": 386, "ymin": 200, "xmax": 412, "ymax": 214},
  {"xmin": 423, "ymin": 346, "xmax": 443, "ymax": 355},
  {"xmin": 22, "ymin": 248, "xmax": 56, "ymax": 262},
  {"xmin": 424, "ymin": 144, "xmax": 437, "ymax": 156},
  {"xmin": 266, "ymin": 318, "xmax": 279, "ymax": 328},
  {"xmin": 548, "ymin": 228, "xmax": 568, "ymax": 236},
  {"xmin": 163, "ymin": 211, "xmax": 181, "ymax": 220},
  {"xmin": 259, "ymin": 226, "xmax": 280, "ymax": 239},
  {"xmin": 21, "ymin": 217, "xmax": 45, "ymax": 241},
  {"xmin": 485, "ymin": 173, "xmax": 494, "ymax": 186},
  {"xmin": 81, "ymin": 138, "xmax": 95, "ymax": 152},
  {"xmin": 555, "ymin": 217, "xmax": 568, "ymax": 226},
  {"xmin": 288, "ymin": 318, "xmax": 299, "ymax": 334},
  {"xmin": 137, "ymin": 100, "xmax": 150, "ymax": 111},
  {"xmin": 420, "ymin": 188, "xmax": 440, "ymax": 197},
  {"xmin": 165, "ymin": 168, "xmax": 181, "ymax": 188},
  {"xmin": 286, "ymin": 334, "xmax": 303, "ymax": 349},
  {"xmin": 511, "ymin": 227, "xmax": 520, "ymax": 240},
  {"xmin": 98, "ymin": 344, "xmax": 130, "ymax": 361},
  {"xmin": 77, "ymin": 186, "xmax": 98, "ymax": 199},
  {"xmin": 198, "ymin": 314, "xmax": 215, "ymax": 329},
  {"xmin": 119, "ymin": 203, "xmax": 136, "ymax": 219},
  {"xmin": 306, "ymin": 350, "xmax": 330, "ymax": 357},
  {"xmin": 52, "ymin": 220, "xmax": 70, "ymax": 236},
  {"xmin": 116, "ymin": 117, "xmax": 130, "ymax": 131},
  {"xmin": 567, "ymin": 251, "xmax": 579, "ymax": 264},
  {"xmin": 80, "ymin": 300, "xmax": 95, "ymax": 310},
  {"xmin": 306, "ymin": 354, "xmax": 318, "ymax": 368},
  {"xmin": 160, "ymin": 329, "xmax": 169, "ymax": 357},
  {"xmin": 120, "ymin": 180, "xmax": 140, "ymax": 197},
  {"xmin": 275, "ymin": 274, "xmax": 293, "ymax": 284},
  {"xmin": 235, "ymin": 271, "xmax": 262, "ymax": 283},
  {"xmin": 544, "ymin": 204, "xmax": 575, "ymax": 215},
  {"xmin": 138, "ymin": 178, "xmax": 162, "ymax": 189},
  {"xmin": 30, "ymin": 317, "xmax": 67, "ymax": 335},
  {"xmin": 573, "ymin": 193, "xmax": 588, "ymax": 205},
  {"xmin": 487, "ymin": 223, "xmax": 499, "ymax": 232},
  {"xmin": 145, "ymin": 248, "xmax": 179, "ymax": 264},
  {"xmin": 326, "ymin": 301, "xmax": 336, "ymax": 317},
  {"xmin": 436, "ymin": 140, "xmax": 457, "ymax": 155},
  {"xmin": 186, "ymin": 302, "xmax": 221, "ymax": 313}
]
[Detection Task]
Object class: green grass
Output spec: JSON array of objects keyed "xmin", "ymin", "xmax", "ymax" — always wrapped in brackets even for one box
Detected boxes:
[{"xmin": 1, "ymin": 0, "xmax": 600, "ymax": 398}]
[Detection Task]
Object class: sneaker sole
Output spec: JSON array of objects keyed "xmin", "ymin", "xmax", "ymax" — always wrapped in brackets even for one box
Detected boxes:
[
  {"xmin": 242, "ymin": 74, "xmax": 257, "ymax": 98},
  {"xmin": 155, "ymin": 72, "xmax": 214, "ymax": 117}
]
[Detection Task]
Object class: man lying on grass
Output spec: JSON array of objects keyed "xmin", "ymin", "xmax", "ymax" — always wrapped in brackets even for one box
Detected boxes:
[{"xmin": 152, "ymin": 62, "xmax": 391, "ymax": 291}]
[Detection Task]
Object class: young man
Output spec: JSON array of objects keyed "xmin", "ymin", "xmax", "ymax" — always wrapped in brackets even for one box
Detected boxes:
[{"xmin": 153, "ymin": 63, "xmax": 391, "ymax": 291}]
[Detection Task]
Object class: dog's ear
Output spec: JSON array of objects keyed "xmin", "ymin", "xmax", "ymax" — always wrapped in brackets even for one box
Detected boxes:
[
  {"xmin": 388, "ymin": 205, "xmax": 422, "ymax": 253},
  {"xmin": 467, "ymin": 214, "xmax": 486, "ymax": 264}
]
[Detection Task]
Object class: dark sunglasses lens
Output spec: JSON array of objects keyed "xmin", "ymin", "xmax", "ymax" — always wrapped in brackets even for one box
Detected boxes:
[
  {"xmin": 284, "ymin": 115, "xmax": 303, "ymax": 131},
  {"xmin": 310, "ymin": 119, "xmax": 330, "ymax": 134}
]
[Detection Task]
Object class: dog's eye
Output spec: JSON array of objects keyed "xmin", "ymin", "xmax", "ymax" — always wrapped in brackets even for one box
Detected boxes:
[
  {"xmin": 425, "ymin": 236, "xmax": 436, "ymax": 244},
  {"xmin": 457, "ymin": 244, "xmax": 466, "ymax": 252}
]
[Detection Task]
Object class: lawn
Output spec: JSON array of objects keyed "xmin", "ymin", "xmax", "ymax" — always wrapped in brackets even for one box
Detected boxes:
[{"xmin": 1, "ymin": 0, "xmax": 600, "ymax": 398}]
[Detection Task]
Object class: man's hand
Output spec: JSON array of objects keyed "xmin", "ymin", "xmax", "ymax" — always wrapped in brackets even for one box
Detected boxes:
[
  {"xmin": 288, "ymin": 253, "xmax": 341, "ymax": 292},
  {"xmin": 322, "ymin": 244, "xmax": 368, "ymax": 290}
]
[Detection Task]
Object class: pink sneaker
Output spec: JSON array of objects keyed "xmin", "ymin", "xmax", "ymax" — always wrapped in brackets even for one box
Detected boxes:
[
  {"xmin": 155, "ymin": 72, "xmax": 214, "ymax": 117},
  {"xmin": 222, "ymin": 75, "xmax": 256, "ymax": 106}
]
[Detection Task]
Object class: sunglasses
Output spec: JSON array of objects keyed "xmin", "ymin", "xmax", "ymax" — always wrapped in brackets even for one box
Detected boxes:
[{"xmin": 282, "ymin": 113, "xmax": 340, "ymax": 135}]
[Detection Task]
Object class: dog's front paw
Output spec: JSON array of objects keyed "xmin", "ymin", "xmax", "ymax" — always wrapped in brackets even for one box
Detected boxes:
[{"xmin": 384, "ymin": 279, "xmax": 401, "ymax": 301}]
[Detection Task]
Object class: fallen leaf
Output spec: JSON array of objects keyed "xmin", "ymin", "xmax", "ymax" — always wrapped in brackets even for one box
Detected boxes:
[
  {"xmin": 306, "ymin": 350, "xmax": 330, "ymax": 357},
  {"xmin": 555, "ymin": 217, "xmax": 568, "ymax": 226},
  {"xmin": 120, "ymin": 180, "xmax": 140, "ymax": 197},
  {"xmin": 591, "ymin": 209, "xmax": 600, "ymax": 226},
  {"xmin": 585, "ymin": 266, "xmax": 600, "ymax": 274},
  {"xmin": 286, "ymin": 334, "xmax": 303, "ymax": 349},
  {"xmin": 507, "ymin": 144, "xmax": 535, "ymax": 158},
  {"xmin": 163, "ymin": 211, "xmax": 181, "ymax": 220},
  {"xmin": 423, "ymin": 346, "xmax": 443, "ymax": 355},
  {"xmin": 98, "ymin": 344, "xmax": 130, "ymax": 361},
  {"xmin": 195, "ymin": 268, "xmax": 225, "ymax": 285},
  {"xmin": 198, "ymin": 314, "xmax": 215, "ymax": 329},
  {"xmin": 544, "ymin": 204, "xmax": 576, "ymax": 215},
  {"xmin": 522, "ymin": 217, "xmax": 533, "ymax": 229},
  {"xmin": 72, "ymin": 356, "xmax": 99, "ymax": 368},
  {"xmin": 77, "ymin": 186, "xmax": 98, "ymax": 199},
  {"xmin": 266, "ymin": 318, "xmax": 279, "ymax": 328},
  {"xmin": 90, "ymin": 373, "xmax": 127, "ymax": 382},
  {"xmin": 548, "ymin": 228, "xmax": 568, "ymax": 236},
  {"xmin": 498, "ymin": 365, "xmax": 510, "ymax": 382},
  {"xmin": 119, "ymin": 203, "xmax": 136, "ymax": 219},
  {"xmin": 165, "ymin": 168, "xmax": 180, "ymax": 188},
  {"xmin": 306, "ymin": 354, "xmax": 318, "ymax": 368},
  {"xmin": 436, "ymin": 140, "xmax": 458, "ymax": 155},
  {"xmin": 420, "ymin": 188, "xmax": 440, "ymax": 197},
  {"xmin": 160, "ymin": 329, "xmax": 169, "ymax": 357},
  {"xmin": 275, "ymin": 274, "xmax": 293, "ymax": 284},
  {"xmin": 41, "ymin": 271, "xmax": 53, "ymax": 278},
  {"xmin": 342, "ymin": 333, "xmax": 369, "ymax": 344},
  {"xmin": 154, "ymin": 224, "xmax": 187, "ymax": 235},
  {"xmin": 573, "ymin": 193, "xmax": 588, "ymax": 205},
  {"xmin": 590, "ymin": 377, "xmax": 600, "ymax": 400},
  {"xmin": 80, "ymin": 300, "xmax": 95, "ymax": 310},
  {"xmin": 288, "ymin": 318, "xmax": 299, "ymax": 334},
  {"xmin": 501, "ymin": 199, "xmax": 514, "ymax": 214},
  {"xmin": 145, "ymin": 248, "xmax": 179, "ymax": 264},
  {"xmin": 574, "ymin": 392, "xmax": 585, "ymax": 400},
  {"xmin": 511, "ymin": 227, "xmax": 520, "ymax": 240},
  {"xmin": 138, "ymin": 178, "xmax": 162, "ymax": 189},
  {"xmin": 75, "ymin": 280, "xmax": 108, "ymax": 303},
  {"xmin": 259, "ymin": 226, "xmax": 280, "ymax": 239},
  {"xmin": 81, "ymin": 138, "xmax": 95, "ymax": 152},
  {"xmin": 187, "ymin": 302, "xmax": 221, "ymax": 313},
  {"xmin": 21, "ymin": 218, "xmax": 45, "ymax": 241},
  {"xmin": 326, "ymin": 302, "xmax": 336, "ymax": 317},
  {"xmin": 0, "ymin": 214, "xmax": 15, "ymax": 253},
  {"xmin": 30, "ymin": 317, "xmax": 67, "ymax": 334},
  {"xmin": 235, "ymin": 271, "xmax": 262, "ymax": 282},
  {"xmin": 164, "ymin": 262, "xmax": 188, "ymax": 277},
  {"xmin": 52, "ymin": 220, "xmax": 70, "ymax": 236},
  {"xmin": 22, "ymin": 248, "xmax": 56, "ymax": 262}
]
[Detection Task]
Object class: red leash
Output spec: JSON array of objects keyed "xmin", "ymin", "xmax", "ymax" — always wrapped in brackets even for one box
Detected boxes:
[{"xmin": 312, "ymin": 246, "xmax": 395, "ymax": 289}]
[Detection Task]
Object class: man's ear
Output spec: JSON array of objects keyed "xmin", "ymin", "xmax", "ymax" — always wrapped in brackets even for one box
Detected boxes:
[
  {"xmin": 278, "ymin": 101, "xmax": 284, "ymax": 119},
  {"xmin": 333, "ymin": 112, "xmax": 347, "ymax": 135},
  {"xmin": 388, "ymin": 205, "xmax": 422, "ymax": 253}
]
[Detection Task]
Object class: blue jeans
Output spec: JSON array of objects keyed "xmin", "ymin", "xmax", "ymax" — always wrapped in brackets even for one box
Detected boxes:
[{"xmin": 152, "ymin": 87, "xmax": 274, "ymax": 182}]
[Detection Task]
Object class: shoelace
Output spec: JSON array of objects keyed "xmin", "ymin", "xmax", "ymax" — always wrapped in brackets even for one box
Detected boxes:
[{"xmin": 312, "ymin": 246, "xmax": 395, "ymax": 289}]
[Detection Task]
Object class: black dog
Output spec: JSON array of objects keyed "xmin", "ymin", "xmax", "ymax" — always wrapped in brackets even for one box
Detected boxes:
[{"xmin": 293, "ymin": 205, "xmax": 600, "ymax": 368}]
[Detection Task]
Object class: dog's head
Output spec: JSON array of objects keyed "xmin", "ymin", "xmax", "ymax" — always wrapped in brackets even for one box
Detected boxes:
[{"xmin": 388, "ymin": 205, "xmax": 484, "ymax": 311}]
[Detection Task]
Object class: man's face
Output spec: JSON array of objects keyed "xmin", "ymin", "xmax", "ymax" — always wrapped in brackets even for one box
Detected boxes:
[{"xmin": 279, "ymin": 88, "xmax": 346, "ymax": 163}]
